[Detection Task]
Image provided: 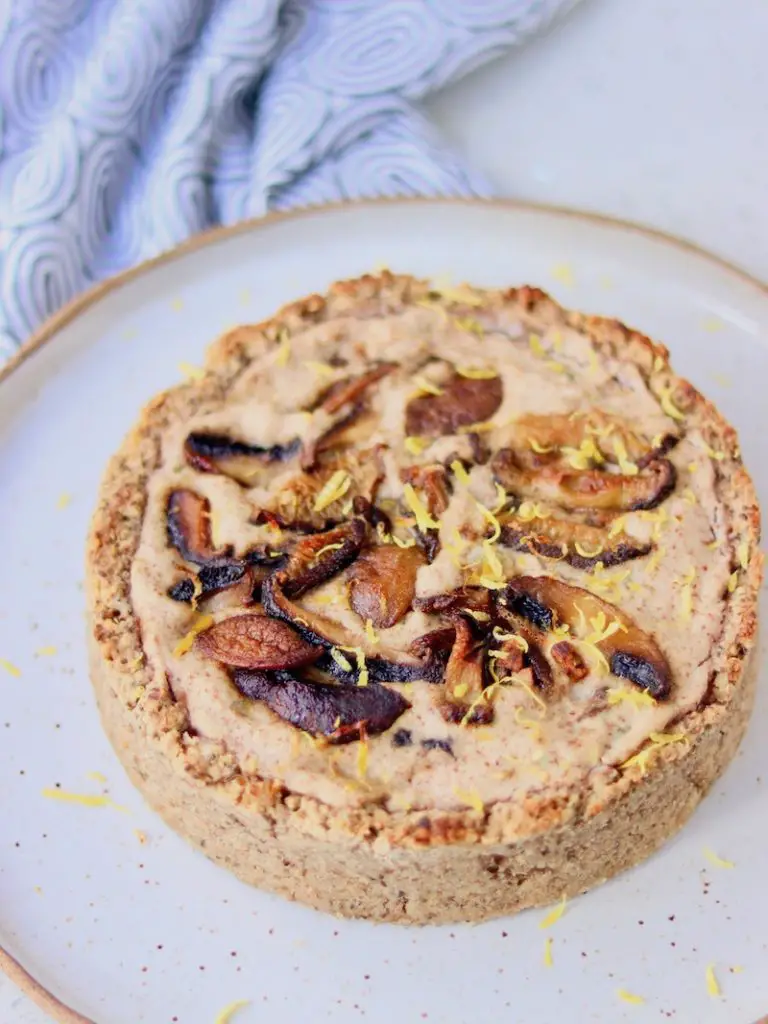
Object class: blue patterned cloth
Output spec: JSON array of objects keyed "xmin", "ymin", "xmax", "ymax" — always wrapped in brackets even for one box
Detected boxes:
[{"xmin": 0, "ymin": 0, "xmax": 574, "ymax": 358}]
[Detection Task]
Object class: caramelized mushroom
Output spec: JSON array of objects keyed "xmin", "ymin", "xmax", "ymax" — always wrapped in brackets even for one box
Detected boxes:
[
  {"xmin": 167, "ymin": 544, "xmax": 286, "ymax": 605},
  {"xmin": 508, "ymin": 412, "xmax": 678, "ymax": 469},
  {"xmin": 315, "ymin": 362, "xmax": 396, "ymax": 415},
  {"xmin": 256, "ymin": 447, "xmax": 384, "ymax": 533},
  {"xmin": 400, "ymin": 464, "xmax": 452, "ymax": 517},
  {"xmin": 405, "ymin": 373, "xmax": 503, "ymax": 437},
  {"xmin": 348, "ymin": 545, "xmax": 426, "ymax": 628},
  {"xmin": 503, "ymin": 576, "xmax": 672, "ymax": 698},
  {"xmin": 414, "ymin": 586, "xmax": 493, "ymax": 619},
  {"xmin": 492, "ymin": 448, "xmax": 676, "ymax": 512},
  {"xmin": 438, "ymin": 618, "xmax": 493, "ymax": 725},
  {"xmin": 550, "ymin": 640, "xmax": 589, "ymax": 682},
  {"xmin": 166, "ymin": 489, "xmax": 230, "ymax": 563},
  {"xmin": 184, "ymin": 432, "xmax": 300, "ymax": 485},
  {"xmin": 280, "ymin": 519, "xmax": 367, "ymax": 598},
  {"xmin": 499, "ymin": 516, "xmax": 651, "ymax": 570},
  {"xmin": 195, "ymin": 613, "xmax": 322, "ymax": 670},
  {"xmin": 232, "ymin": 669, "xmax": 410, "ymax": 743}
]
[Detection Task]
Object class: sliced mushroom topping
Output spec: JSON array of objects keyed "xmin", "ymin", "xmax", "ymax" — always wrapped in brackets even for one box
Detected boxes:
[
  {"xmin": 414, "ymin": 586, "xmax": 494, "ymax": 619},
  {"xmin": 256, "ymin": 447, "xmax": 384, "ymax": 533},
  {"xmin": 184, "ymin": 432, "xmax": 300, "ymax": 485},
  {"xmin": 405, "ymin": 372, "xmax": 503, "ymax": 437},
  {"xmin": 195, "ymin": 613, "xmax": 322, "ymax": 670},
  {"xmin": 232, "ymin": 669, "xmax": 410, "ymax": 744},
  {"xmin": 509, "ymin": 412, "xmax": 678, "ymax": 469},
  {"xmin": 409, "ymin": 626, "xmax": 457, "ymax": 659},
  {"xmin": 166, "ymin": 489, "xmax": 230, "ymax": 563},
  {"xmin": 315, "ymin": 362, "xmax": 396, "ymax": 415},
  {"xmin": 400, "ymin": 464, "xmax": 452, "ymax": 517},
  {"xmin": 499, "ymin": 516, "xmax": 651, "ymax": 570},
  {"xmin": 280, "ymin": 519, "xmax": 367, "ymax": 598},
  {"xmin": 550, "ymin": 640, "xmax": 589, "ymax": 682},
  {"xmin": 167, "ymin": 545, "xmax": 286, "ymax": 605},
  {"xmin": 503, "ymin": 576, "xmax": 672, "ymax": 698},
  {"xmin": 438, "ymin": 618, "xmax": 493, "ymax": 725},
  {"xmin": 348, "ymin": 545, "xmax": 426, "ymax": 628},
  {"xmin": 492, "ymin": 448, "xmax": 676, "ymax": 512}
]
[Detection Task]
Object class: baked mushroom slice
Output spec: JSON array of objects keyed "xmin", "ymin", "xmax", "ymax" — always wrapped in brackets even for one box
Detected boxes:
[
  {"xmin": 314, "ymin": 362, "xmax": 396, "ymax": 415},
  {"xmin": 348, "ymin": 545, "xmax": 426, "ymax": 628},
  {"xmin": 405, "ymin": 371, "xmax": 503, "ymax": 437},
  {"xmin": 255, "ymin": 447, "xmax": 385, "ymax": 533},
  {"xmin": 279, "ymin": 519, "xmax": 367, "ymax": 598},
  {"xmin": 414, "ymin": 586, "xmax": 494, "ymax": 619},
  {"xmin": 166, "ymin": 489, "xmax": 229, "ymax": 564},
  {"xmin": 184, "ymin": 432, "xmax": 300, "ymax": 485},
  {"xmin": 503, "ymin": 576, "xmax": 672, "ymax": 698},
  {"xmin": 195, "ymin": 613, "xmax": 322, "ymax": 670},
  {"xmin": 232, "ymin": 669, "xmax": 410, "ymax": 744},
  {"xmin": 499, "ymin": 515, "xmax": 651, "ymax": 570},
  {"xmin": 508, "ymin": 412, "xmax": 679, "ymax": 469},
  {"xmin": 492, "ymin": 448, "xmax": 676, "ymax": 512},
  {"xmin": 438, "ymin": 618, "xmax": 493, "ymax": 725},
  {"xmin": 168, "ymin": 543, "xmax": 286, "ymax": 605}
]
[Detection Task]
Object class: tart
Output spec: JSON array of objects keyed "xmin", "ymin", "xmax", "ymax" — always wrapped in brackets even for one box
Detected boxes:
[{"xmin": 86, "ymin": 272, "xmax": 761, "ymax": 924}]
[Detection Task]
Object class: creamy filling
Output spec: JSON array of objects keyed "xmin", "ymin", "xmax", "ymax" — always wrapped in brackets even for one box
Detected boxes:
[{"xmin": 131, "ymin": 304, "xmax": 733, "ymax": 812}]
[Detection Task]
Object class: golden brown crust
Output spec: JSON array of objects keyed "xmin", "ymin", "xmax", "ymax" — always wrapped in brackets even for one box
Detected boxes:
[{"xmin": 85, "ymin": 272, "xmax": 762, "ymax": 922}]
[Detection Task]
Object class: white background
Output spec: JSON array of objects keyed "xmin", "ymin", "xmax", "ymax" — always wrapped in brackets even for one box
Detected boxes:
[{"xmin": 3, "ymin": 0, "xmax": 766, "ymax": 1020}]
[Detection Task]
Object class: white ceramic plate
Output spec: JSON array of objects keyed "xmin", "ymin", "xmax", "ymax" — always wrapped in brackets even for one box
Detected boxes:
[{"xmin": 1, "ymin": 199, "xmax": 767, "ymax": 1024}]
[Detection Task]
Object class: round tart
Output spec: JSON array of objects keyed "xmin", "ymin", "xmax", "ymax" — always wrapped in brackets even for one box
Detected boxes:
[{"xmin": 86, "ymin": 272, "xmax": 761, "ymax": 924}]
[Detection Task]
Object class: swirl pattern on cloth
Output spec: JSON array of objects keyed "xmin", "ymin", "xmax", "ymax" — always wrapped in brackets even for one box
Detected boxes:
[{"xmin": 0, "ymin": 0, "xmax": 576, "ymax": 357}]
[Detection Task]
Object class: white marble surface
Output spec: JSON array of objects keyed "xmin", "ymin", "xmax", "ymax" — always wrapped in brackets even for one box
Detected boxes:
[{"xmin": 2, "ymin": 1, "xmax": 766, "ymax": 1021}]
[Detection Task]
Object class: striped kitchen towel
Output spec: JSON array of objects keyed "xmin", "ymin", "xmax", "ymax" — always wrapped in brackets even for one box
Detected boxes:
[{"xmin": 0, "ymin": 0, "xmax": 576, "ymax": 357}]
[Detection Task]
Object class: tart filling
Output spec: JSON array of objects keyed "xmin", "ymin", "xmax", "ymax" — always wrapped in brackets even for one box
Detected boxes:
[{"xmin": 130, "ymin": 278, "xmax": 754, "ymax": 816}]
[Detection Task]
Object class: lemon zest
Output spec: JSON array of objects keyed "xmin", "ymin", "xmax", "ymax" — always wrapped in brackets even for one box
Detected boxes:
[
  {"xmin": 173, "ymin": 614, "xmax": 214, "ymax": 657},
  {"xmin": 453, "ymin": 787, "xmax": 485, "ymax": 813},
  {"xmin": 727, "ymin": 571, "xmax": 739, "ymax": 593},
  {"xmin": 574, "ymin": 540, "xmax": 604, "ymax": 559},
  {"xmin": 356, "ymin": 737, "xmax": 369, "ymax": 780},
  {"xmin": 56, "ymin": 492, "xmax": 72, "ymax": 510},
  {"xmin": 551, "ymin": 263, "xmax": 574, "ymax": 286},
  {"xmin": 492, "ymin": 483, "xmax": 508, "ymax": 513},
  {"xmin": 304, "ymin": 360, "xmax": 336, "ymax": 378},
  {"xmin": 543, "ymin": 937, "xmax": 554, "ymax": 968},
  {"xmin": 529, "ymin": 333, "xmax": 545, "ymax": 357},
  {"xmin": 274, "ymin": 328, "xmax": 290, "ymax": 367},
  {"xmin": 459, "ymin": 683, "xmax": 500, "ymax": 728},
  {"xmin": 476, "ymin": 502, "xmax": 501, "ymax": 543},
  {"xmin": 178, "ymin": 361, "xmax": 205, "ymax": 381},
  {"xmin": 313, "ymin": 470, "xmax": 351, "ymax": 512},
  {"xmin": 42, "ymin": 788, "xmax": 127, "ymax": 812},
  {"xmin": 214, "ymin": 999, "xmax": 250, "ymax": 1024},
  {"xmin": 35, "ymin": 645, "xmax": 57, "ymax": 657},
  {"xmin": 404, "ymin": 435, "xmax": 429, "ymax": 456},
  {"xmin": 539, "ymin": 894, "xmax": 567, "ymax": 929},
  {"xmin": 340, "ymin": 645, "xmax": 369, "ymax": 687},
  {"xmin": 364, "ymin": 619, "xmax": 380, "ymax": 646},
  {"xmin": 403, "ymin": 483, "xmax": 440, "ymax": 531},
  {"xmin": 450, "ymin": 459, "xmax": 471, "ymax": 486},
  {"xmin": 453, "ymin": 316, "xmax": 485, "ymax": 336},
  {"xmin": 415, "ymin": 298, "xmax": 449, "ymax": 322},
  {"xmin": 1, "ymin": 658, "xmax": 22, "ymax": 678},
  {"xmin": 660, "ymin": 385, "xmax": 686, "ymax": 421},
  {"xmin": 412, "ymin": 375, "xmax": 444, "ymax": 397},
  {"xmin": 455, "ymin": 365, "xmax": 498, "ymax": 380},
  {"xmin": 312, "ymin": 541, "xmax": 344, "ymax": 561},
  {"xmin": 432, "ymin": 280, "xmax": 483, "ymax": 306},
  {"xmin": 705, "ymin": 964, "xmax": 720, "ymax": 998},
  {"xmin": 515, "ymin": 500, "xmax": 547, "ymax": 522},
  {"xmin": 682, "ymin": 487, "xmax": 697, "ymax": 505},
  {"xmin": 607, "ymin": 687, "xmax": 657, "ymax": 709},
  {"xmin": 608, "ymin": 515, "xmax": 627, "ymax": 539},
  {"xmin": 492, "ymin": 627, "xmax": 528, "ymax": 652},
  {"xmin": 649, "ymin": 731, "xmax": 688, "ymax": 746},
  {"xmin": 513, "ymin": 674, "xmax": 547, "ymax": 711},
  {"xmin": 391, "ymin": 533, "xmax": 417, "ymax": 549},
  {"xmin": 528, "ymin": 437, "xmax": 555, "ymax": 454},
  {"xmin": 703, "ymin": 847, "xmax": 735, "ymax": 869},
  {"xmin": 330, "ymin": 648, "xmax": 353, "ymax": 673},
  {"xmin": 617, "ymin": 989, "xmax": 645, "ymax": 1006},
  {"xmin": 457, "ymin": 420, "xmax": 497, "ymax": 434},
  {"xmin": 612, "ymin": 436, "xmax": 639, "ymax": 476},
  {"xmin": 453, "ymin": 682, "xmax": 469, "ymax": 699}
]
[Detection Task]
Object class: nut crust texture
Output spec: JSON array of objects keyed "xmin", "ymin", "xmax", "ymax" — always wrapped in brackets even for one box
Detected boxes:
[{"xmin": 85, "ymin": 273, "xmax": 761, "ymax": 924}]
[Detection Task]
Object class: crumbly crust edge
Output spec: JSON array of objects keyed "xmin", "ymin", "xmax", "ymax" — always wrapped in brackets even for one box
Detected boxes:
[{"xmin": 85, "ymin": 271, "xmax": 762, "ymax": 849}]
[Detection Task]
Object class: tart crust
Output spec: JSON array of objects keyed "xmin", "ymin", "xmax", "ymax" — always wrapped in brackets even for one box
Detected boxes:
[{"xmin": 86, "ymin": 273, "xmax": 761, "ymax": 924}]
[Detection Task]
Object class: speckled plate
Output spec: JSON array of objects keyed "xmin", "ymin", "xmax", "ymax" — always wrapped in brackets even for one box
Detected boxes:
[{"xmin": 2, "ymin": 199, "xmax": 767, "ymax": 1024}]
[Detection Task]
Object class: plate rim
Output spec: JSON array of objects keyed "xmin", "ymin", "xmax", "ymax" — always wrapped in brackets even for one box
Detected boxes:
[
  {"xmin": 1, "ymin": 196, "xmax": 766, "ymax": 396},
  {"xmin": 2, "ymin": 194, "xmax": 767, "ymax": 1024}
]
